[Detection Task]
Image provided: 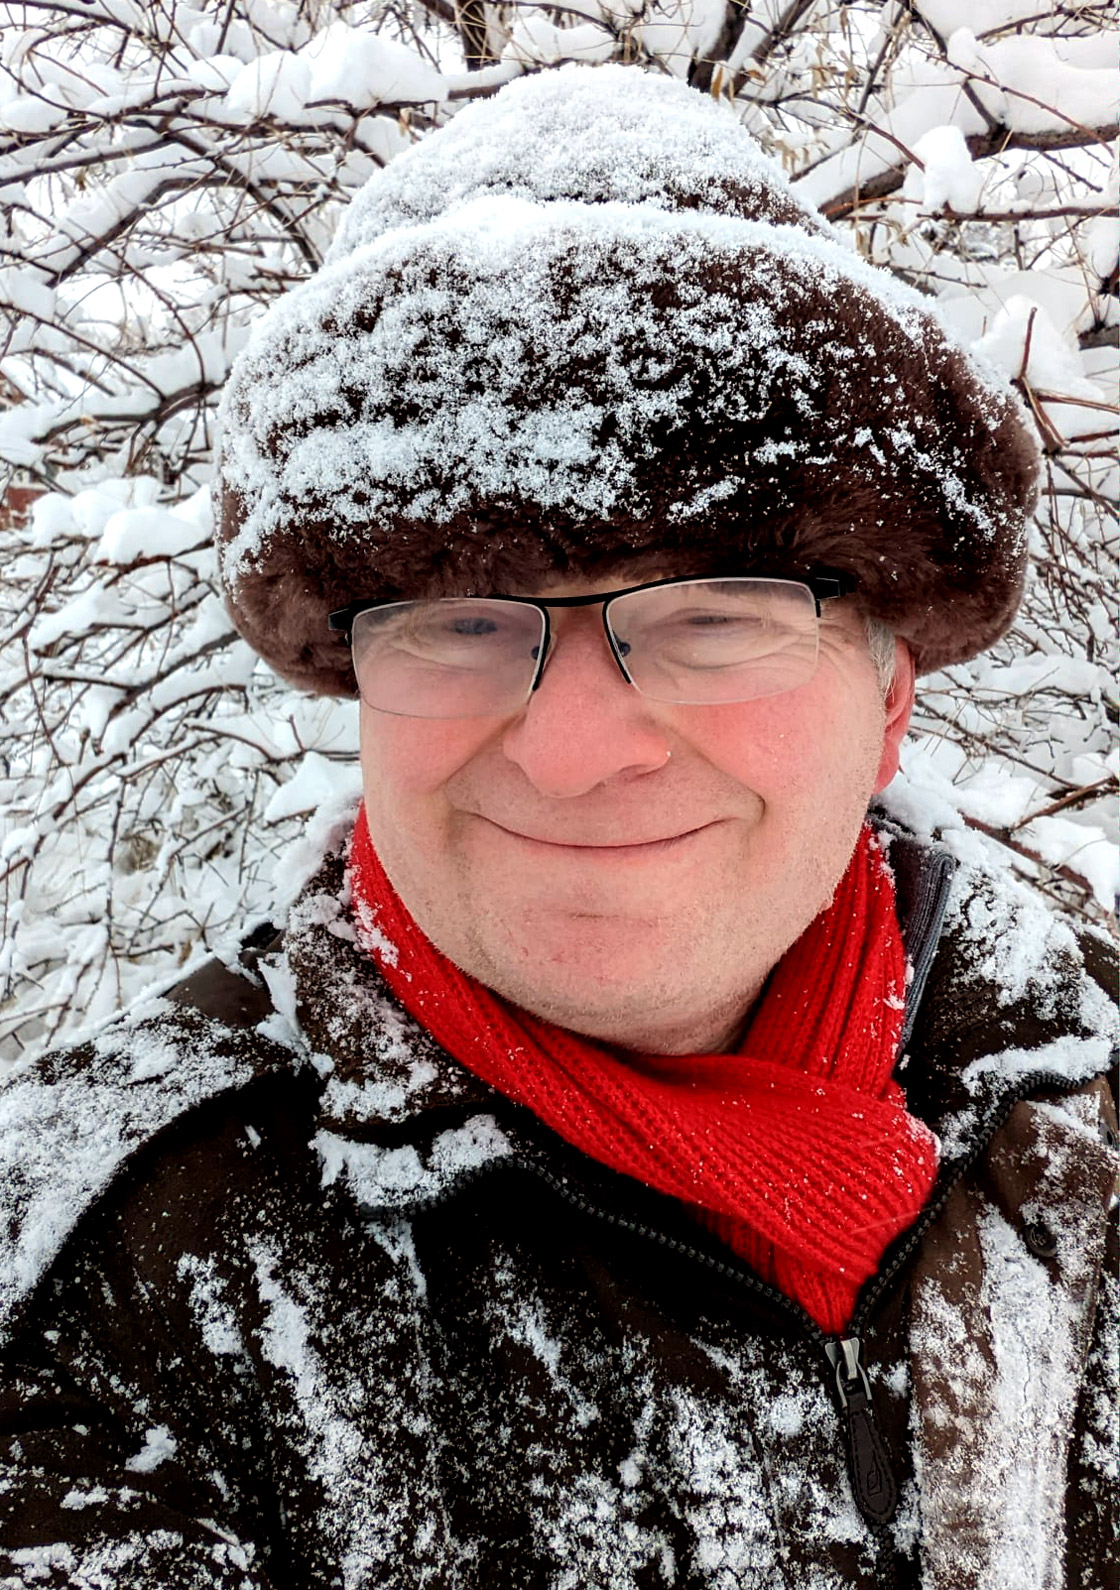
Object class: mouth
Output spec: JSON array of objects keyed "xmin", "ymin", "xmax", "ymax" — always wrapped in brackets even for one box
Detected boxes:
[{"xmin": 481, "ymin": 820, "xmax": 717, "ymax": 855}]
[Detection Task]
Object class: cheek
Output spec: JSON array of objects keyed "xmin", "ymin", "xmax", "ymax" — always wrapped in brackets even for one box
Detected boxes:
[
  {"xmin": 680, "ymin": 699, "xmax": 815, "ymax": 789},
  {"xmin": 359, "ymin": 708, "xmax": 492, "ymax": 801},
  {"xmin": 683, "ymin": 688, "xmax": 884, "ymax": 808}
]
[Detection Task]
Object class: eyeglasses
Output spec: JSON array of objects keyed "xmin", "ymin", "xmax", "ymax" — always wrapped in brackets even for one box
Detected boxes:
[{"xmin": 329, "ymin": 574, "xmax": 854, "ymax": 719}]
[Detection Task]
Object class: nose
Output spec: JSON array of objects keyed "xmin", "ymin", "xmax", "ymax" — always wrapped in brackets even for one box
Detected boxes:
[{"xmin": 501, "ymin": 620, "xmax": 672, "ymax": 798}]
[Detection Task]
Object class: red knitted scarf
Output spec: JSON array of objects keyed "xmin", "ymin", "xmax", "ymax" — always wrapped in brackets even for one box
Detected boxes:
[{"xmin": 348, "ymin": 807, "xmax": 938, "ymax": 1333}]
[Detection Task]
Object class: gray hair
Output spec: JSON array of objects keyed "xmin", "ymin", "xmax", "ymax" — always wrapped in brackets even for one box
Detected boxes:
[{"xmin": 865, "ymin": 616, "xmax": 897, "ymax": 695}]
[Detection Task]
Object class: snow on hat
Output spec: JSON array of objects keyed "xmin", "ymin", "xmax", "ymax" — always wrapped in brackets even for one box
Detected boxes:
[{"xmin": 215, "ymin": 64, "xmax": 1038, "ymax": 696}]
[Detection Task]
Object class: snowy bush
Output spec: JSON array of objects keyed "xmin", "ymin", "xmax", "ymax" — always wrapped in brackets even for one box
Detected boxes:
[{"xmin": 1, "ymin": 0, "xmax": 1117, "ymax": 1060}]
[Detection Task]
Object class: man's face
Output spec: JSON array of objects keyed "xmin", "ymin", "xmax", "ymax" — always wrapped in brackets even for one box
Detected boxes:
[{"xmin": 359, "ymin": 577, "xmax": 915, "ymax": 1054}]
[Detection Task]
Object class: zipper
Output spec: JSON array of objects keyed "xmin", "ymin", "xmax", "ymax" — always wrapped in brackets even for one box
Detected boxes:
[
  {"xmin": 825, "ymin": 1336, "xmax": 897, "ymax": 1525},
  {"xmin": 520, "ymin": 1156, "xmax": 902, "ymax": 1585},
  {"xmin": 893, "ymin": 838, "xmax": 957, "ymax": 1053}
]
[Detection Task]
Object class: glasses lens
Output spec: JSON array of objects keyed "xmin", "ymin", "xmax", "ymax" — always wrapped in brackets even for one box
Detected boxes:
[
  {"xmin": 608, "ymin": 579, "xmax": 819, "ymax": 705},
  {"xmin": 350, "ymin": 599, "xmax": 545, "ymax": 718}
]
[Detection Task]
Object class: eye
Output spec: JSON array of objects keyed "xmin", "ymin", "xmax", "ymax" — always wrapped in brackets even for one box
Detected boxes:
[
  {"xmin": 449, "ymin": 616, "xmax": 500, "ymax": 638},
  {"xmin": 684, "ymin": 612, "xmax": 754, "ymax": 628},
  {"xmin": 658, "ymin": 610, "xmax": 768, "ymax": 642}
]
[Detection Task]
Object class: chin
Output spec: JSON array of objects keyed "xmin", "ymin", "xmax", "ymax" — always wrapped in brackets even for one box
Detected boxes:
[
  {"xmin": 466, "ymin": 921, "xmax": 718, "ymax": 1039},
  {"xmin": 500, "ymin": 974, "xmax": 671, "ymax": 1044}
]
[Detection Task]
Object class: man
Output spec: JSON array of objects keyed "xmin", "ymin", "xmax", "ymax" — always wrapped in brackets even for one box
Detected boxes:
[{"xmin": 1, "ymin": 66, "xmax": 1115, "ymax": 1590}]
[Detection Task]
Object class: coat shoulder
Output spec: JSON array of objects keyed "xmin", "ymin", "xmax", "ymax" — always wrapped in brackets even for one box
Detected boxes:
[{"xmin": 0, "ymin": 933, "xmax": 300, "ymax": 1348}]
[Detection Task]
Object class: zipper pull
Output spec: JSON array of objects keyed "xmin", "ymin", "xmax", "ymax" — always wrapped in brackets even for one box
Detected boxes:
[{"xmin": 825, "ymin": 1336, "xmax": 898, "ymax": 1528}]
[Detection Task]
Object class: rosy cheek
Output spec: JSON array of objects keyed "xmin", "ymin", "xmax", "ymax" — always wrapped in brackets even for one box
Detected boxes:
[
  {"xmin": 360, "ymin": 708, "xmax": 496, "ymax": 795},
  {"xmin": 676, "ymin": 698, "xmax": 807, "ymax": 778}
]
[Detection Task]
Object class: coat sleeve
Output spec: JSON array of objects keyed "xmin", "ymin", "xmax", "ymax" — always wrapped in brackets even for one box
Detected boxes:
[{"xmin": 0, "ymin": 1197, "xmax": 281, "ymax": 1588}]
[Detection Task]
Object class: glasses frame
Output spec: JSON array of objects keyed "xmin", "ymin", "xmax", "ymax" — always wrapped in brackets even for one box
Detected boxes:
[{"xmin": 329, "ymin": 571, "xmax": 857, "ymax": 707}]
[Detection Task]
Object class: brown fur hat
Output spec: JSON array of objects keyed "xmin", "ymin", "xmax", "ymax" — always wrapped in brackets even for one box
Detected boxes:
[{"xmin": 215, "ymin": 65, "xmax": 1038, "ymax": 695}]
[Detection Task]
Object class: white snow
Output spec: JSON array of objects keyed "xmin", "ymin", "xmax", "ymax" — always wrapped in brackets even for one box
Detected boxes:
[
  {"xmin": 939, "ymin": 1036, "xmax": 1116, "ymax": 1160},
  {"xmin": 126, "ymin": 1424, "xmax": 178, "ymax": 1473},
  {"xmin": 946, "ymin": 29, "xmax": 1118, "ymax": 137},
  {"xmin": 303, "ymin": 22, "xmax": 447, "ymax": 109},
  {"xmin": 915, "ymin": 0, "xmax": 1056, "ymax": 33},
  {"xmin": 223, "ymin": 50, "xmax": 311, "ymax": 122},
  {"xmin": 902, "ymin": 125, "xmax": 984, "ymax": 214},
  {"xmin": 315, "ymin": 1113, "xmax": 512, "ymax": 1208},
  {"xmin": 27, "ymin": 581, "xmax": 137, "ymax": 651},
  {"xmin": 910, "ymin": 1090, "xmax": 1114, "ymax": 1590},
  {"xmin": 504, "ymin": 17, "xmax": 617, "ymax": 69},
  {"xmin": 179, "ymin": 1252, "xmax": 249, "ymax": 1359},
  {"xmin": 1018, "ymin": 815, "xmax": 1118, "ymax": 914},
  {"xmin": 0, "ymin": 95, "xmax": 66, "ymax": 132},
  {"xmin": 248, "ymin": 1239, "xmax": 444, "ymax": 1584},
  {"xmin": 0, "ymin": 999, "xmax": 265, "ymax": 1342},
  {"xmin": 943, "ymin": 860, "xmax": 1111, "ymax": 1019},
  {"xmin": 977, "ymin": 296, "xmax": 1103, "ymax": 401},
  {"xmin": 95, "ymin": 505, "xmax": 207, "ymax": 565},
  {"xmin": 319, "ymin": 1060, "xmax": 439, "ymax": 1127},
  {"xmin": 220, "ymin": 24, "xmax": 447, "ymax": 123},
  {"xmin": 5, "ymin": 1532, "xmax": 189, "ymax": 1584},
  {"xmin": 330, "ymin": 63, "xmax": 821, "ymax": 266},
  {"xmin": 263, "ymin": 751, "xmax": 360, "ymax": 824}
]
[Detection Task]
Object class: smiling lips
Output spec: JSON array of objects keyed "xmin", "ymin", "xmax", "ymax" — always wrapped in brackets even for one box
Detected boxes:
[{"xmin": 486, "ymin": 820, "xmax": 714, "ymax": 853}]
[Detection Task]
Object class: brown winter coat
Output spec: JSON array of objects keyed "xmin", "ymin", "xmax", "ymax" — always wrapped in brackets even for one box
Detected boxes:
[{"xmin": 0, "ymin": 826, "xmax": 1115, "ymax": 1589}]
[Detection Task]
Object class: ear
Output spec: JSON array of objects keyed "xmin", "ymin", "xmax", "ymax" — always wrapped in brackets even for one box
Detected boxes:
[{"xmin": 874, "ymin": 640, "xmax": 915, "ymax": 793}]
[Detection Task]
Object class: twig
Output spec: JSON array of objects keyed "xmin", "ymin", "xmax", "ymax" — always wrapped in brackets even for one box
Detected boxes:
[{"xmin": 1009, "ymin": 776, "xmax": 1118, "ymax": 832}]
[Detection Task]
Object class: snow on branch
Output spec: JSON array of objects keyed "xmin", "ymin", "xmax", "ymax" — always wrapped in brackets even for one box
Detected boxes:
[{"xmin": 0, "ymin": 0, "xmax": 1116, "ymax": 1062}]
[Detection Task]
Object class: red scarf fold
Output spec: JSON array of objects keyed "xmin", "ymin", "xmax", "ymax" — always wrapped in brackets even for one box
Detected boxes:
[{"xmin": 348, "ymin": 807, "xmax": 938, "ymax": 1333}]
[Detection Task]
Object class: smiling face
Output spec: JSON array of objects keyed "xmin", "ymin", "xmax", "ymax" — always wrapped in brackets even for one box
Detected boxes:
[{"xmin": 359, "ymin": 577, "xmax": 915, "ymax": 1054}]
